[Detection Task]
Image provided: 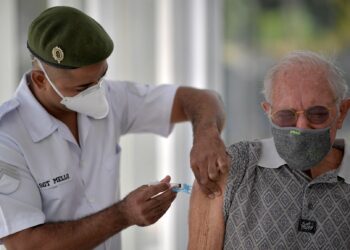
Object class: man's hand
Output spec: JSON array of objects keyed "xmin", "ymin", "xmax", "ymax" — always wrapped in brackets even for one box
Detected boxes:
[
  {"xmin": 2, "ymin": 176, "xmax": 177, "ymax": 250},
  {"xmin": 170, "ymin": 87, "xmax": 228, "ymax": 198},
  {"xmin": 190, "ymin": 128, "xmax": 229, "ymax": 198},
  {"xmin": 120, "ymin": 176, "xmax": 177, "ymax": 227}
]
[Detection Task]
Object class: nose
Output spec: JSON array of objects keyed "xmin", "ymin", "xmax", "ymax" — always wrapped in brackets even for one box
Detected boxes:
[{"xmin": 295, "ymin": 112, "xmax": 311, "ymax": 129}]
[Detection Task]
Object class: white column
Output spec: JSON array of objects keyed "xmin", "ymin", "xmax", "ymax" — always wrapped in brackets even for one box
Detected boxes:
[
  {"xmin": 47, "ymin": 0, "xmax": 83, "ymax": 9},
  {"xmin": 189, "ymin": 0, "xmax": 208, "ymax": 88},
  {"xmin": 155, "ymin": 1, "xmax": 176, "ymax": 250},
  {"xmin": 85, "ymin": 0, "xmax": 101, "ymax": 20},
  {"xmin": 156, "ymin": 0, "xmax": 175, "ymax": 83},
  {"xmin": 0, "ymin": 0, "xmax": 17, "ymax": 104}
]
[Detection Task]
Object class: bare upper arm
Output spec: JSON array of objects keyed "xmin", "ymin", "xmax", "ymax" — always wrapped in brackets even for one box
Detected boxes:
[{"xmin": 188, "ymin": 175, "xmax": 227, "ymax": 250}]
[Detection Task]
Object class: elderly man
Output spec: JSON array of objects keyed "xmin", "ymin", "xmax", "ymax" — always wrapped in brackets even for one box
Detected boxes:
[
  {"xmin": 0, "ymin": 6, "xmax": 228, "ymax": 250},
  {"xmin": 189, "ymin": 51, "xmax": 350, "ymax": 249}
]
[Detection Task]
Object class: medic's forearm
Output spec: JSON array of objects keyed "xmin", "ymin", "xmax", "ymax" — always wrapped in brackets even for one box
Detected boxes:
[
  {"xmin": 171, "ymin": 87, "xmax": 226, "ymax": 135},
  {"xmin": 3, "ymin": 202, "xmax": 130, "ymax": 250}
]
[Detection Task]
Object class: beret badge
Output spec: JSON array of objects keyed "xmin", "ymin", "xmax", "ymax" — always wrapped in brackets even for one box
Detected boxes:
[{"xmin": 52, "ymin": 46, "xmax": 64, "ymax": 64}]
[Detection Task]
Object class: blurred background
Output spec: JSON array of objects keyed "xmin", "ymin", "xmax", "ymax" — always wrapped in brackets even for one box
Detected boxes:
[{"xmin": 1, "ymin": 0, "xmax": 350, "ymax": 249}]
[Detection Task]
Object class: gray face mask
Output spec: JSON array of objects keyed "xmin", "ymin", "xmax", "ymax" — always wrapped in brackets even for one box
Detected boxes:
[{"xmin": 271, "ymin": 123, "xmax": 332, "ymax": 171}]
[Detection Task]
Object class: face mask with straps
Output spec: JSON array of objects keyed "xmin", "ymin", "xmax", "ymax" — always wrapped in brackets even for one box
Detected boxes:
[{"xmin": 36, "ymin": 59, "xmax": 109, "ymax": 119}]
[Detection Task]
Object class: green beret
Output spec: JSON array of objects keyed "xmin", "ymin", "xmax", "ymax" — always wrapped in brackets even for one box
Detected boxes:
[{"xmin": 27, "ymin": 6, "xmax": 114, "ymax": 69}]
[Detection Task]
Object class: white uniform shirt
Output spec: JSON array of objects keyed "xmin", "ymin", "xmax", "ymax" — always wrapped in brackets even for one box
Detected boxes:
[{"xmin": 0, "ymin": 73, "xmax": 178, "ymax": 249}]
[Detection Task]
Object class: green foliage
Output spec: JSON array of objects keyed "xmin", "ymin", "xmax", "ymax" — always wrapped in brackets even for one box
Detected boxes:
[{"xmin": 224, "ymin": 0, "xmax": 350, "ymax": 55}]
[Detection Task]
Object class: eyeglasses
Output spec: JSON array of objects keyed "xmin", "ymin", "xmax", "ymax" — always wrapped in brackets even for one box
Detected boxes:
[{"xmin": 270, "ymin": 105, "xmax": 334, "ymax": 127}]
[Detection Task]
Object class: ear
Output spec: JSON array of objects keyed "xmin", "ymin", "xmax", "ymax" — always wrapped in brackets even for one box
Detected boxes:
[
  {"xmin": 31, "ymin": 70, "xmax": 47, "ymax": 90},
  {"xmin": 336, "ymin": 99, "xmax": 350, "ymax": 129},
  {"xmin": 261, "ymin": 101, "xmax": 271, "ymax": 114}
]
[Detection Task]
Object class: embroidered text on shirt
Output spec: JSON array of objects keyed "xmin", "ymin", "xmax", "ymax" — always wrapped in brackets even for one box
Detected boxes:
[{"xmin": 38, "ymin": 173, "xmax": 70, "ymax": 189}]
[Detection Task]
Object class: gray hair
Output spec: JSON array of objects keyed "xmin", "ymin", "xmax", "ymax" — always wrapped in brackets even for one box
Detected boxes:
[{"xmin": 262, "ymin": 50, "xmax": 348, "ymax": 104}]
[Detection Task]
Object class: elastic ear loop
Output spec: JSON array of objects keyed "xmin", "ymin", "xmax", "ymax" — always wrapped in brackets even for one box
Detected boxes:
[{"xmin": 36, "ymin": 59, "xmax": 65, "ymax": 99}]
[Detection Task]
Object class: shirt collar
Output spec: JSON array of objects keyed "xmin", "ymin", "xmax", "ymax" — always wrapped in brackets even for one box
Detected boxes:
[
  {"xmin": 15, "ymin": 72, "xmax": 58, "ymax": 142},
  {"xmin": 335, "ymin": 139, "xmax": 350, "ymax": 184},
  {"xmin": 257, "ymin": 137, "xmax": 286, "ymax": 168},
  {"xmin": 258, "ymin": 137, "xmax": 350, "ymax": 184}
]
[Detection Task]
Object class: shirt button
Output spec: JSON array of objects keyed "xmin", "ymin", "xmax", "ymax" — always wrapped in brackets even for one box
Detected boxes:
[{"xmin": 88, "ymin": 197, "xmax": 95, "ymax": 203}]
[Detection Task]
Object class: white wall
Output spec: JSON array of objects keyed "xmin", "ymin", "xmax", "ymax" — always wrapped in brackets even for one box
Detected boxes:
[{"xmin": 0, "ymin": 0, "xmax": 18, "ymax": 104}]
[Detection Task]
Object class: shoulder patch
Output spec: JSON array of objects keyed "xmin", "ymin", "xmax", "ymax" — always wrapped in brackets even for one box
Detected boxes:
[
  {"xmin": 0, "ymin": 99, "xmax": 20, "ymax": 121},
  {"xmin": 0, "ymin": 173, "xmax": 20, "ymax": 194},
  {"xmin": 0, "ymin": 161, "xmax": 20, "ymax": 194}
]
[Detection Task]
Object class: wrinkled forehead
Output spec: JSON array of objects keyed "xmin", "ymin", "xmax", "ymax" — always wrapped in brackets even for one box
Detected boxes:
[
  {"xmin": 271, "ymin": 63, "xmax": 336, "ymax": 106},
  {"xmin": 275, "ymin": 61, "xmax": 328, "ymax": 82}
]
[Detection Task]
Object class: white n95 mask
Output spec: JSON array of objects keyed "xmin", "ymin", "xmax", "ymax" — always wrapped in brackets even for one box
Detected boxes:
[
  {"xmin": 37, "ymin": 60, "xmax": 109, "ymax": 119},
  {"xmin": 59, "ymin": 81, "xmax": 109, "ymax": 119}
]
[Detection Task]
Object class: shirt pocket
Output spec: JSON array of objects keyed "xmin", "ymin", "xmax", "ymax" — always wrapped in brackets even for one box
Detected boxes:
[
  {"xmin": 36, "ymin": 170, "xmax": 75, "ymax": 204},
  {"xmin": 35, "ymin": 169, "xmax": 86, "ymax": 221}
]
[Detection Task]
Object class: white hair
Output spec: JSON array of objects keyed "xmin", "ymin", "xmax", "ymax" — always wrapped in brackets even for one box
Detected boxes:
[{"xmin": 262, "ymin": 50, "xmax": 348, "ymax": 104}]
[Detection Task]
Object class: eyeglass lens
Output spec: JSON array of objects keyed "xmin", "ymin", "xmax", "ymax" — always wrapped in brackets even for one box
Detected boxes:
[{"xmin": 272, "ymin": 106, "xmax": 330, "ymax": 127}]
